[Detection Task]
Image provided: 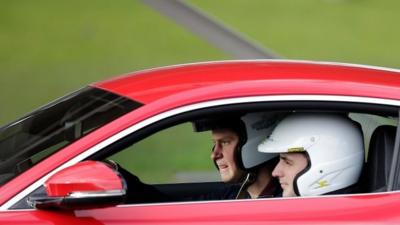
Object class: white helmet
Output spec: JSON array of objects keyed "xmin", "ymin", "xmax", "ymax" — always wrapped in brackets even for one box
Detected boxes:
[
  {"xmin": 240, "ymin": 112, "xmax": 284, "ymax": 170},
  {"xmin": 258, "ymin": 113, "xmax": 364, "ymax": 196}
]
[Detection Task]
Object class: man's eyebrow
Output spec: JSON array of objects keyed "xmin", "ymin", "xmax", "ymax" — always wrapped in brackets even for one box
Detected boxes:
[
  {"xmin": 216, "ymin": 135, "xmax": 235, "ymax": 140},
  {"xmin": 212, "ymin": 136, "xmax": 233, "ymax": 142},
  {"xmin": 280, "ymin": 154, "xmax": 292, "ymax": 162}
]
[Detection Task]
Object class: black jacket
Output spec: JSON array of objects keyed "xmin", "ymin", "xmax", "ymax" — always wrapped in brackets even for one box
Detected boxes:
[{"xmin": 119, "ymin": 166, "xmax": 281, "ymax": 203}]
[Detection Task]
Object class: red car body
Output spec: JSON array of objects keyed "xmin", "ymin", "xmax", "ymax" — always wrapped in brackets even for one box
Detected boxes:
[{"xmin": 1, "ymin": 60, "xmax": 400, "ymax": 224}]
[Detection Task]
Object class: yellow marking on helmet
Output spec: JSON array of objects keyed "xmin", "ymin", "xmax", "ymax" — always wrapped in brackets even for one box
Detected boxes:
[
  {"xmin": 318, "ymin": 180, "xmax": 328, "ymax": 188},
  {"xmin": 287, "ymin": 147, "xmax": 305, "ymax": 152}
]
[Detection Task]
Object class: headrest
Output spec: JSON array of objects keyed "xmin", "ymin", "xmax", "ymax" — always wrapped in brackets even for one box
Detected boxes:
[{"xmin": 365, "ymin": 125, "xmax": 397, "ymax": 192}]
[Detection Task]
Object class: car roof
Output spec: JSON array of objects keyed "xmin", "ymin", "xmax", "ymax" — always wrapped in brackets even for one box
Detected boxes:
[{"xmin": 92, "ymin": 60, "xmax": 400, "ymax": 104}]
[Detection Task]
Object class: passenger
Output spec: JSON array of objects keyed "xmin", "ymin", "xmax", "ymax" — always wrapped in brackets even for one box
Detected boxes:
[
  {"xmin": 257, "ymin": 113, "xmax": 364, "ymax": 197},
  {"xmin": 193, "ymin": 112, "xmax": 286, "ymax": 199}
]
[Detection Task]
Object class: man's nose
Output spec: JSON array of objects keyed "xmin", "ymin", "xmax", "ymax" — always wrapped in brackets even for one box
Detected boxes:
[
  {"xmin": 211, "ymin": 144, "xmax": 222, "ymax": 159},
  {"xmin": 272, "ymin": 161, "xmax": 282, "ymax": 178}
]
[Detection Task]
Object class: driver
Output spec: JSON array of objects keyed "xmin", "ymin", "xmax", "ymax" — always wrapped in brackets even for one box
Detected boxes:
[
  {"xmin": 193, "ymin": 112, "xmax": 286, "ymax": 199},
  {"xmin": 117, "ymin": 112, "xmax": 287, "ymax": 203},
  {"xmin": 257, "ymin": 113, "xmax": 364, "ymax": 197}
]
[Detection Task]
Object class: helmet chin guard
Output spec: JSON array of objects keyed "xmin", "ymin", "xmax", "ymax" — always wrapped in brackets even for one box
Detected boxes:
[{"xmin": 258, "ymin": 113, "xmax": 364, "ymax": 196}]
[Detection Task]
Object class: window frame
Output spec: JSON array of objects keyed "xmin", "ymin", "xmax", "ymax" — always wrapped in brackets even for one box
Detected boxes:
[{"xmin": 4, "ymin": 95, "xmax": 400, "ymax": 210}]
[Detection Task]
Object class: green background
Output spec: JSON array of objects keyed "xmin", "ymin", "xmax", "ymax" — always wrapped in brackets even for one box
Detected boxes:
[
  {"xmin": 2, "ymin": 0, "xmax": 400, "ymax": 125},
  {"xmin": 2, "ymin": 0, "xmax": 400, "ymax": 182}
]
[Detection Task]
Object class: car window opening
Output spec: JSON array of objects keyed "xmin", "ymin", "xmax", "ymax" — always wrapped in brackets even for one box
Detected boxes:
[{"xmin": 98, "ymin": 106, "xmax": 399, "ymax": 205}]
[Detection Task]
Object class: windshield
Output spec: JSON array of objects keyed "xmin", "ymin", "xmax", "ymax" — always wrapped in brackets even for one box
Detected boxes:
[{"xmin": 0, "ymin": 87, "xmax": 142, "ymax": 185}]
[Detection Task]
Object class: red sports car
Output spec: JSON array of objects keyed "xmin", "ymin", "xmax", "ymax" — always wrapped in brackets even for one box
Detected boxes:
[{"xmin": 1, "ymin": 60, "xmax": 400, "ymax": 224}]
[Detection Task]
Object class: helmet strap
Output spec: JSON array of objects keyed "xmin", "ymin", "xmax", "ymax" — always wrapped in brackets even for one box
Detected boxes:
[
  {"xmin": 235, "ymin": 172, "xmax": 257, "ymax": 199},
  {"xmin": 293, "ymin": 152, "xmax": 311, "ymax": 196}
]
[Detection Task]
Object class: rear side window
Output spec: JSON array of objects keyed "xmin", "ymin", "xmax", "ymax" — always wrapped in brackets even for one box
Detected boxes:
[{"xmin": 0, "ymin": 87, "xmax": 142, "ymax": 185}]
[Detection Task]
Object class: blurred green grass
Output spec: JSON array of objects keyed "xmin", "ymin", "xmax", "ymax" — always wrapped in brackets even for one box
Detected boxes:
[
  {"xmin": 0, "ymin": 0, "xmax": 226, "ymax": 125},
  {"xmin": 2, "ymin": 0, "xmax": 400, "ymax": 182},
  {"xmin": 2, "ymin": 0, "xmax": 400, "ymax": 124},
  {"xmin": 192, "ymin": 0, "xmax": 400, "ymax": 66}
]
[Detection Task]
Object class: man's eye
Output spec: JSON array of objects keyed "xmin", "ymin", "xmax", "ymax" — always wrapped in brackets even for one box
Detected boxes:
[
  {"xmin": 221, "ymin": 140, "xmax": 230, "ymax": 146},
  {"xmin": 284, "ymin": 160, "xmax": 292, "ymax": 166}
]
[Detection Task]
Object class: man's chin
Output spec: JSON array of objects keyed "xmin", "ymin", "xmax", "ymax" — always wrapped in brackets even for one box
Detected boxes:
[
  {"xmin": 220, "ymin": 174, "xmax": 232, "ymax": 183},
  {"xmin": 282, "ymin": 190, "xmax": 295, "ymax": 197}
]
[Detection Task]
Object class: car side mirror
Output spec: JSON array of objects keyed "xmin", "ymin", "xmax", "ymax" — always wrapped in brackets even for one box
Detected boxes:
[{"xmin": 28, "ymin": 160, "xmax": 126, "ymax": 210}]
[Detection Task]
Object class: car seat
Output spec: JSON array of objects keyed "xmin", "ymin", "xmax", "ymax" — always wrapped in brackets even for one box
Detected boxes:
[{"xmin": 364, "ymin": 125, "xmax": 397, "ymax": 192}]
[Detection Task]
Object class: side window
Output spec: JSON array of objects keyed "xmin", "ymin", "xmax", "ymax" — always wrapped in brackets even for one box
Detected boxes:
[{"xmin": 109, "ymin": 122, "xmax": 219, "ymax": 184}]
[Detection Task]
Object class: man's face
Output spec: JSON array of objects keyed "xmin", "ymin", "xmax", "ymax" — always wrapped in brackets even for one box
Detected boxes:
[
  {"xmin": 211, "ymin": 129, "xmax": 245, "ymax": 183},
  {"xmin": 272, "ymin": 153, "xmax": 308, "ymax": 197}
]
